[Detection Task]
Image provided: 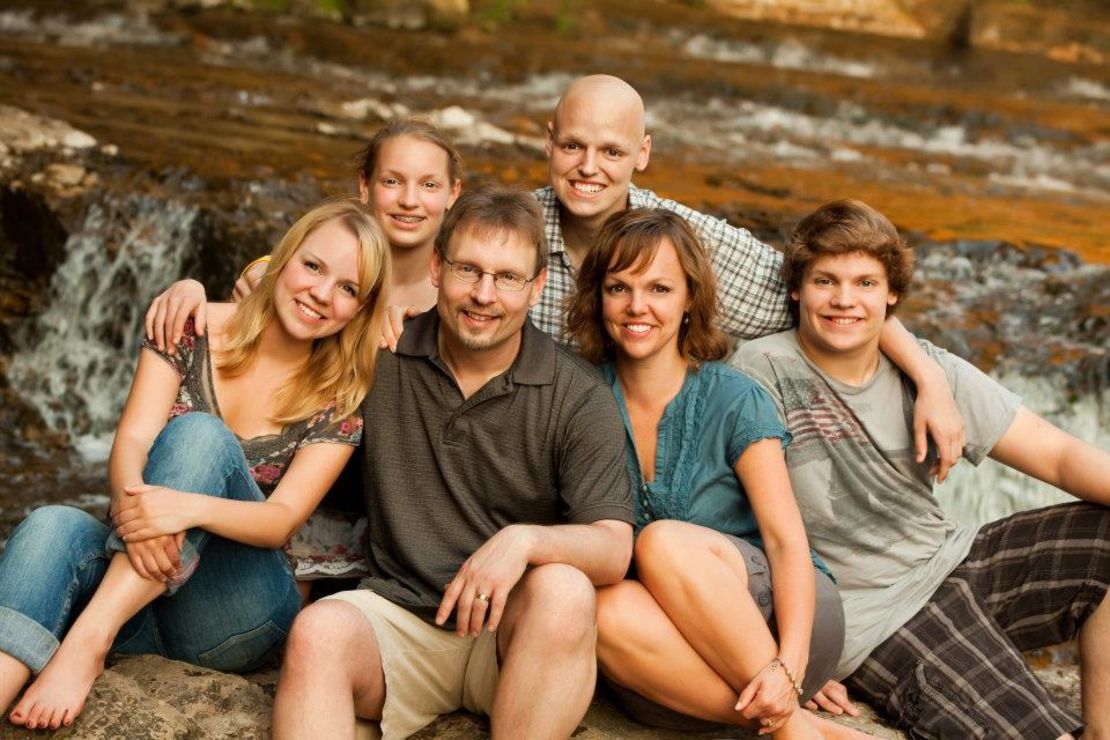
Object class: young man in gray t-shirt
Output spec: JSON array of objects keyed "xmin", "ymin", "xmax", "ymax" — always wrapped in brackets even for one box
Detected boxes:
[{"xmin": 735, "ymin": 199, "xmax": 1110, "ymax": 739}]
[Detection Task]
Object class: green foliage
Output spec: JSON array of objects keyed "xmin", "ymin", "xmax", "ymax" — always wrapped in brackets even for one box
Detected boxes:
[
  {"xmin": 554, "ymin": 0, "xmax": 577, "ymax": 34},
  {"xmin": 481, "ymin": 0, "xmax": 528, "ymax": 24}
]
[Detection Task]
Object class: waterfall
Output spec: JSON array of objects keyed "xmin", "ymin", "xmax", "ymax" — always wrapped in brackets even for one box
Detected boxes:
[{"xmin": 7, "ymin": 196, "xmax": 199, "ymax": 459}]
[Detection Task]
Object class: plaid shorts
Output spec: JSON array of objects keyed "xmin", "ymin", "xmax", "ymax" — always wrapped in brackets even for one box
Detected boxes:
[{"xmin": 848, "ymin": 502, "xmax": 1109, "ymax": 740}]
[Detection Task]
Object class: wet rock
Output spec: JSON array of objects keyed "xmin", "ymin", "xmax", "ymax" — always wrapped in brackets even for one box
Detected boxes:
[{"xmin": 0, "ymin": 106, "xmax": 96, "ymax": 155}]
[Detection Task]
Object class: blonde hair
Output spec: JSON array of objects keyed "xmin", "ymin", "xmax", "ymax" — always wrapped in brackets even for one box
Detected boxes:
[{"xmin": 220, "ymin": 199, "xmax": 390, "ymax": 423}]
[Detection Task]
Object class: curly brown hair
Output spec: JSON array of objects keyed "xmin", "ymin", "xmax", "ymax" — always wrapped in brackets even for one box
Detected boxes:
[
  {"xmin": 782, "ymin": 199, "xmax": 913, "ymax": 320},
  {"xmin": 566, "ymin": 208, "xmax": 730, "ymax": 365}
]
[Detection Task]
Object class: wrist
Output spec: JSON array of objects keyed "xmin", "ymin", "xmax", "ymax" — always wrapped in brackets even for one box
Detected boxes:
[
  {"xmin": 509, "ymin": 524, "xmax": 541, "ymax": 563},
  {"xmin": 771, "ymin": 656, "xmax": 804, "ymax": 697}
]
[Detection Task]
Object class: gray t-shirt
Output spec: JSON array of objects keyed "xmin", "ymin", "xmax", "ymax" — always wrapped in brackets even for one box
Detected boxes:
[
  {"xmin": 358, "ymin": 309, "xmax": 634, "ymax": 624},
  {"xmin": 735, "ymin": 330, "xmax": 1020, "ymax": 676}
]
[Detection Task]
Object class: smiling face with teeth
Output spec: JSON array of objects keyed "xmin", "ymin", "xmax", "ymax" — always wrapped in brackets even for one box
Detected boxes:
[
  {"xmin": 792, "ymin": 251, "xmax": 899, "ymax": 374},
  {"xmin": 432, "ymin": 222, "xmax": 546, "ymax": 363},
  {"xmin": 546, "ymin": 76, "xmax": 652, "ymax": 233},
  {"xmin": 601, "ymin": 236, "xmax": 690, "ymax": 365},
  {"xmin": 272, "ymin": 217, "xmax": 365, "ymax": 344},
  {"xmin": 359, "ymin": 134, "xmax": 461, "ymax": 254}
]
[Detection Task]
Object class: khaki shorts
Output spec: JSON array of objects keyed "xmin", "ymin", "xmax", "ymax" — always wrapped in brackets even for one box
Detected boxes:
[{"xmin": 323, "ymin": 589, "xmax": 499, "ymax": 740}]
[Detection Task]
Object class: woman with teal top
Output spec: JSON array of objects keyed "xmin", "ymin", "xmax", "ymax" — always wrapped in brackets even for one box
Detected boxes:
[{"xmin": 567, "ymin": 208, "xmax": 856, "ymax": 740}]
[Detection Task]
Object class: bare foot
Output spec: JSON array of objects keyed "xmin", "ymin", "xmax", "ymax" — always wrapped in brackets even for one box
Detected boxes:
[{"xmin": 8, "ymin": 629, "xmax": 110, "ymax": 730}]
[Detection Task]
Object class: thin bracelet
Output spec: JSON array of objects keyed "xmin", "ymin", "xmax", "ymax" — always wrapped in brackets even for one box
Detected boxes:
[
  {"xmin": 239, "ymin": 255, "xmax": 271, "ymax": 280},
  {"xmin": 771, "ymin": 657, "xmax": 803, "ymax": 696}
]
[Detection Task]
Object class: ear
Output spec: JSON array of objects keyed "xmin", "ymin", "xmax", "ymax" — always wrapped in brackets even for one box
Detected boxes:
[
  {"xmin": 358, "ymin": 175, "xmax": 370, "ymax": 205},
  {"xmin": 430, "ymin": 250, "xmax": 443, "ymax": 289},
  {"xmin": 887, "ymin": 291, "xmax": 899, "ymax": 309},
  {"xmin": 528, "ymin": 266, "xmax": 549, "ymax": 308},
  {"xmin": 545, "ymin": 120, "xmax": 555, "ymax": 158},
  {"xmin": 635, "ymin": 134, "xmax": 652, "ymax": 172},
  {"xmin": 790, "ymin": 289, "xmax": 800, "ymax": 303},
  {"xmin": 447, "ymin": 178, "xmax": 462, "ymax": 209}
]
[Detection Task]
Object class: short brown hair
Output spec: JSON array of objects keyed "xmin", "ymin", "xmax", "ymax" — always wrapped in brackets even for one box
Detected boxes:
[
  {"xmin": 783, "ymin": 199, "xmax": 913, "ymax": 319},
  {"xmin": 567, "ymin": 208, "xmax": 730, "ymax": 365},
  {"xmin": 435, "ymin": 185, "xmax": 548, "ymax": 275},
  {"xmin": 356, "ymin": 118, "xmax": 462, "ymax": 185}
]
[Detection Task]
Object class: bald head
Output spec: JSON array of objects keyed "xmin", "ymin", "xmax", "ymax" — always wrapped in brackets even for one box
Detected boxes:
[
  {"xmin": 554, "ymin": 75, "xmax": 646, "ymax": 139},
  {"xmin": 545, "ymin": 75, "xmax": 652, "ymax": 233}
]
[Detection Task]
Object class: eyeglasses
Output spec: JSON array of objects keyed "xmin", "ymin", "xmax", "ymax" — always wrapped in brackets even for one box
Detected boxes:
[{"xmin": 442, "ymin": 257, "xmax": 539, "ymax": 293}]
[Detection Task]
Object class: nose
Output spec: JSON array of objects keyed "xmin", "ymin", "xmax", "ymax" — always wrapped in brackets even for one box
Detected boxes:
[
  {"xmin": 470, "ymin": 273, "xmax": 497, "ymax": 305},
  {"xmin": 626, "ymin": 289, "xmax": 647, "ymax": 315},
  {"xmin": 830, "ymin": 283, "xmax": 855, "ymax": 307},
  {"xmin": 308, "ymin": 278, "xmax": 333, "ymax": 305},
  {"xmin": 399, "ymin": 181, "xmax": 418, "ymax": 208},
  {"xmin": 577, "ymin": 148, "xmax": 598, "ymax": 176}
]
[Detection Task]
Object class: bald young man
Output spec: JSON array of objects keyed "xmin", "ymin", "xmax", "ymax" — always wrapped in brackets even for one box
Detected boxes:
[{"xmin": 530, "ymin": 74, "xmax": 965, "ymax": 476}]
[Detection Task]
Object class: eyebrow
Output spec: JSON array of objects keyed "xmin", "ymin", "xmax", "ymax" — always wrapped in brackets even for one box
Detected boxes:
[
  {"xmin": 379, "ymin": 169, "xmax": 445, "ymax": 180},
  {"xmin": 811, "ymin": 269, "xmax": 884, "ymax": 280}
]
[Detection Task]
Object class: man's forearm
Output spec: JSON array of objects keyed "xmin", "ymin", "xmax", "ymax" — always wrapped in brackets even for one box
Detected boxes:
[
  {"xmin": 878, "ymin": 317, "xmax": 943, "ymax": 385},
  {"xmin": 519, "ymin": 520, "xmax": 633, "ymax": 586}
]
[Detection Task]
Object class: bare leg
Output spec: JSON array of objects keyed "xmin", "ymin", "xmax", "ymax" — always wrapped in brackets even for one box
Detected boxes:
[
  {"xmin": 597, "ymin": 580, "xmax": 849, "ymax": 739},
  {"xmin": 0, "ymin": 651, "xmax": 31, "ymax": 718},
  {"xmin": 9, "ymin": 553, "xmax": 165, "ymax": 730},
  {"xmin": 1079, "ymin": 590, "xmax": 1110, "ymax": 740},
  {"xmin": 637, "ymin": 522, "xmax": 779, "ymax": 689},
  {"xmin": 273, "ymin": 600, "xmax": 385, "ymax": 740},
  {"xmin": 490, "ymin": 564, "xmax": 597, "ymax": 740}
]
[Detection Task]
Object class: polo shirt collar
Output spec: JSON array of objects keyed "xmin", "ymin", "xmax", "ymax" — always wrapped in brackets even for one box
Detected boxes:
[{"xmin": 395, "ymin": 308, "xmax": 556, "ymax": 386}]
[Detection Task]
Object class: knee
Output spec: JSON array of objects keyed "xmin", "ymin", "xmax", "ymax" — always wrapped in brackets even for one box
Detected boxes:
[
  {"xmin": 148, "ymin": 413, "xmax": 239, "ymax": 467},
  {"xmin": 283, "ymin": 600, "xmax": 367, "ymax": 670},
  {"xmin": 11, "ymin": 506, "xmax": 99, "ymax": 554},
  {"xmin": 513, "ymin": 564, "xmax": 596, "ymax": 646},
  {"xmin": 634, "ymin": 520, "xmax": 687, "ymax": 561}
]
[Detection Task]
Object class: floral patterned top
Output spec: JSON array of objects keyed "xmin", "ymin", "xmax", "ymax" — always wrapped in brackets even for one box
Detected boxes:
[{"xmin": 143, "ymin": 320, "xmax": 367, "ymax": 579}]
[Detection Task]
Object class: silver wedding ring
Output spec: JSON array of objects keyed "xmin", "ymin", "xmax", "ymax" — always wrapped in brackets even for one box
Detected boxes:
[{"xmin": 476, "ymin": 592, "xmax": 490, "ymax": 603}]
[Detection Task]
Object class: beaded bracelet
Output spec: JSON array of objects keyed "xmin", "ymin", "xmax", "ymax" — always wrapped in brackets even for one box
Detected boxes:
[
  {"xmin": 771, "ymin": 657, "xmax": 803, "ymax": 696},
  {"xmin": 239, "ymin": 255, "xmax": 271, "ymax": 280}
]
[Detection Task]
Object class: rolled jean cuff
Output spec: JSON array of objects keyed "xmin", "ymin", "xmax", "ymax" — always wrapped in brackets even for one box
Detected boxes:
[
  {"xmin": 105, "ymin": 532, "xmax": 201, "ymax": 596},
  {"xmin": 0, "ymin": 605, "xmax": 59, "ymax": 673}
]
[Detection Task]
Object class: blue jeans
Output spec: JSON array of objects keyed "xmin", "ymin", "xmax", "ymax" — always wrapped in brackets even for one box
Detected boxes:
[{"xmin": 0, "ymin": 413, "xmax": 300, "ymax": 674}]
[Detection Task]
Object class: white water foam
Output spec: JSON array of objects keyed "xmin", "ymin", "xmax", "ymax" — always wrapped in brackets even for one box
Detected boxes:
[
  {"xmin": 682, "ymin": 34, "xmax": 879, "ymax": 79},
  {"xmin": 8, "ymin": 198, "xmax": 199, "ymax": 441}
]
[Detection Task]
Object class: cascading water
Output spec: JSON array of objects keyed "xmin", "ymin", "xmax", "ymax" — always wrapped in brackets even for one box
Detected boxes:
[{"xmin": 7, "ymin": 196, "xmax": 199, "ymax": 460}]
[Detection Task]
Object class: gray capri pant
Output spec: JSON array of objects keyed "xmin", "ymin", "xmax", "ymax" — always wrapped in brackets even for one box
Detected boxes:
[{"xmin": 601, "ymin": 535, "xmax": 845, "ymax": 732}]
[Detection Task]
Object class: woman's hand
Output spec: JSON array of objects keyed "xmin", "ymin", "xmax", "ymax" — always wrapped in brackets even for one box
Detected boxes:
[
  {"xmin": 232, "ymin": 260, "xmax": 267, "ymax": 302},
  {"xmin": 144, "ymin": 279, "xmax": 207, "ymax": 352},
  {"xmin": 380, "ymin": 304, "xmax": 421, "ymax": 352},
  {"xmin": 114, "ymin": 484, "xmax": 200, "ymax": 541},
  {"xmin": 736, "ymin": 659, "xmax": 800, "ymax": 734},
  {"xmin": 122, "ymin": 533, "xmax": 185, "ymax": 582}
]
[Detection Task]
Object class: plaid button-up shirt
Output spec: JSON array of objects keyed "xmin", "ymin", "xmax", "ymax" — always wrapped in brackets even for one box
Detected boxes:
[{"xmin": 530, "ymin": 185, "xmax": 792, "ymax": 346}]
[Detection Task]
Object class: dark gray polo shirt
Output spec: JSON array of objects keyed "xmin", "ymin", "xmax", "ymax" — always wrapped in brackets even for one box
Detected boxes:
[{"xmin": 358, "ymin": 309, "xmax": 634, "ymax": 622}]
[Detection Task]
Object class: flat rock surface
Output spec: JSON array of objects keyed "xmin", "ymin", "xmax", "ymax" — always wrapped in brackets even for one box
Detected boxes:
[{"xmin": 0, "ymin": 654, "xmax": 1082, "ymax": 738}]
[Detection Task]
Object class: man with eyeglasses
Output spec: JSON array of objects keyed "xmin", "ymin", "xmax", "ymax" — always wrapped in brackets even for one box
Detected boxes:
[{"xmin": 271, "ymin": 185, "xmax": 634, "ymax": 740}]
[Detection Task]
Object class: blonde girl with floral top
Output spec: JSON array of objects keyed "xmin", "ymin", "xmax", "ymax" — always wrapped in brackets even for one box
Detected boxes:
[{"xmin": 0, "ymin": 199, "xmax": 390, "ymax": 731}]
